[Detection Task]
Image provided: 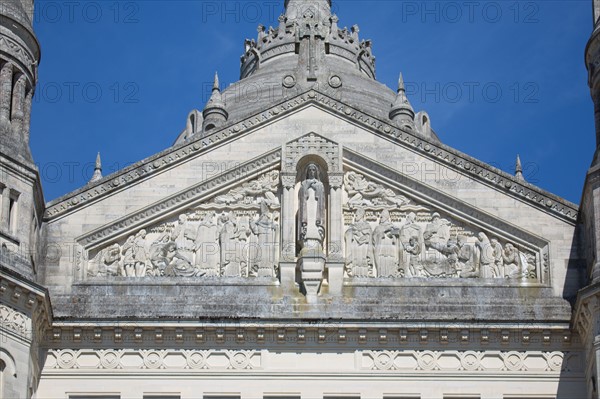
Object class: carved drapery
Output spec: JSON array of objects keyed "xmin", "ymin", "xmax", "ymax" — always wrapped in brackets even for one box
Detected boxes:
[
  {"xmin": 84, "ymin": 141, "xmax": 544, "ymax": 287},
  {"xmin": 86, "ymin": 171, "xmax": 281, "ymax": 280},
  {"xmin": 342, "ymin": 171, "xmax": 542, "ymax": 282}
]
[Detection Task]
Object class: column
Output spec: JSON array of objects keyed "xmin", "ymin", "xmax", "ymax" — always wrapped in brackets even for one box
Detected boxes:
[
  {"xmin": 327, "ymin": 172, "xmax": 344, "ymax": 295},
  {"xmin": 1, "ymin": 186, "xmax": 10, "ymax": 231},
  {"xmin": 280, "ymin": 173, "xmax": 297, "ymax": 288},
  {"xmin": 0, "ymin": 63, "xmax": 13, "ymax": 128},
  {"xmin": 23, "ymin": 89, "xmax": 33, "ymax": 145},
  {"xmin": 11, "ymin": 74, "xmax": 26, "ymax": 136}
]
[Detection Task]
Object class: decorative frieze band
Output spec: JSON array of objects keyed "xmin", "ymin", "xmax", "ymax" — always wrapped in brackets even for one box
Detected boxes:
[
  {"xmin": 47, "ymin": 348, "xmax": 262, "ymax": 371},
  {"xmin": 43, "ymin": 347, "xmax": 582, "ymax": 376},
  {"xmin": 361, "ymin": 349, "xmax": 581, "ymax": 374}
]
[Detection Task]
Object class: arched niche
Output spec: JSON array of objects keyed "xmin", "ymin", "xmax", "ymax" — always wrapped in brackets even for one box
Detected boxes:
[
  {"xmin": 280, "ymin": 133, "xmax": 345, "ymax": 296},
  {"xmin": 0, "ymin": 348, "xmax": 17, "ymax": 398}
]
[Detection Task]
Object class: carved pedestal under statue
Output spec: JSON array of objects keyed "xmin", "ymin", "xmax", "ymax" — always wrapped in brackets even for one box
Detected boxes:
[{"xmin": 297, "ymin": 163, "xmax": 326, "ymax": 301}]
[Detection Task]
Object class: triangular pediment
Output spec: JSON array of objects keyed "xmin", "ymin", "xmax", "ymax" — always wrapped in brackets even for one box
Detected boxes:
[
  {"xmin": 46, "ymin": 89, "xmax": 577, "ymax": 227},
  {"xmin": 81, "ymin": 140, "xmax": 550, "ymax": 287}
]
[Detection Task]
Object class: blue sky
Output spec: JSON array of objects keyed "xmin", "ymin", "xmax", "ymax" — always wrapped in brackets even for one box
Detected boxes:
[{"xmin": 30, "ymin": 0, "xmax": 595, "ymax": 204}]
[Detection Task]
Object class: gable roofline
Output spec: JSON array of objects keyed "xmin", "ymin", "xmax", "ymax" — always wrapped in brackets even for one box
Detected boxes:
[
  {"xmin": 44, "ymin": 89, "xmax": 578, "ymax": 224},
  {"xmin": 76, "ymin": 149, "xmax": 281, "ymax": 248}
]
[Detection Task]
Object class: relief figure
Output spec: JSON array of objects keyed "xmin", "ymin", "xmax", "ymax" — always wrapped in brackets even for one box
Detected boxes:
[
  {"xmin": 250, "ymin": 202, "xmax": 279, "ymax": 278},
  {"xmin": 298, "ymin": 163, "xmax": 326, "ymax": 252},
  {"xmin": 373, "ymin": 210, "xmax": 400, "ymax": 278},
  {"xmin": 344, "ymin": 207, "xmax": 373, "ymax": 278},
  {"xmin": 195, "ymin": 212, "xmax": 220, "ymax": 277}
]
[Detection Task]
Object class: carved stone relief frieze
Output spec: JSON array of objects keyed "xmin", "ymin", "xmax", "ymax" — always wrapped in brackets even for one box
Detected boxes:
[
  {"xmin": 86, "ymin": 171, "xmax": 281, "ymax": 280},
  {"xmin": 0, "ymin": 303, "xmax": 31, "ymax": 338},
  {"xmin": 342, "ymin": 172, "xmax": 541, "ymax": 282}
]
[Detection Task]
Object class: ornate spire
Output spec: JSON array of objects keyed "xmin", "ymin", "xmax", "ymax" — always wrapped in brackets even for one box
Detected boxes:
[
  {"xmin": 515, "ymin": 155, "xmax": 524, "ymax": 181},
  {"xmin": 202, "ymin": 72, "xmax": 228, "ymax": 132},
  {"xmin": 284, "ymin": 0, "xmax": 332, "ymax": 21},
  {"xmin": 389, "ymin": 73, "xmax": 415, "ymax": 126},
  {"xmin": 89, "ymin": 152, "xmax": 103, "ymax": 184},
  {"xmin": 212, "ymin": 71, "xmax": 220, "ymax": 91}
]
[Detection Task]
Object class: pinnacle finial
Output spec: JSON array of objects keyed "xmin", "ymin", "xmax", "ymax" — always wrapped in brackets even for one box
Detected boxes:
[
  {"xmin": 515, "ymin": 154, "xmax": 524, "ymax": 181},
  {"xmin": 89, "ymin": 152, "xmax": 103, "ymax": 184},
  {"xmin": 390, "ymin": 72, "xmax": 415, "ymax": 125},
  {"xmin": 213, "ymin": 72, "xmax": 220, "ymax": 91},
  {"xmin": 398, "ymin": 73, "xmax": 405, "ymax": 93},
  {"xmin": 203, "ymin": 72, "xmax": 228, "ymax": 131}
]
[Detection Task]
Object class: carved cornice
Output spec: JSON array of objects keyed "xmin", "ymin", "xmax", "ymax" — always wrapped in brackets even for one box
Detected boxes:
[
  {"xmin": 0, "ymin": 303, "xmax": 30, "ymax": 338},
  {"xmin": 45, "ymin": 89, "xmax": 578, "ymax": 224},
  {"xmin": 45, "ymin": 322, "xmax": 574, "ymax": 345},
  {"xmin": 0, "ymin": 267, "xmax": 53, "ymax": 342},
  {"xmin": 77, "ymin": 149, "xmax": 281, "ymax": 248},
  {"xmin": 572, "ymin": 285, "xmax": 600, "ymax": 345}
]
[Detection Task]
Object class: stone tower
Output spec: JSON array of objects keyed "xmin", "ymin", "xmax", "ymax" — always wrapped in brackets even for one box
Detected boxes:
[
  {"xmin": 576, "ymin": 1, "xmax": 600, "ymax": 397},
  {"xmin": 0, "ymin": 1, "xmax": 49, "ymax": 398}
]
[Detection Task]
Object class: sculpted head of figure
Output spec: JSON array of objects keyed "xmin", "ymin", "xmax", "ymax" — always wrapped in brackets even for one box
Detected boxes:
[
  {"xmin": 407, "ymin": 212, "xmax": 416, "ymax": 224},
  {"xmin": 478, "ymin": 232, "xmax": 489, "ymax": 243},
  {"xmin": 355, "ymin": 207, "xmax": 365, "ymax": 222},
  {"xmin": 306, "ymin": 163, "xmax": 319, "ymax": 180},
  {"xmin": 409, "ymin": 236, "xmax": 418, "ymax": 246},
  {"xmin": 380, "ymin": 209, "xmax": 391, "ymax": 223}
]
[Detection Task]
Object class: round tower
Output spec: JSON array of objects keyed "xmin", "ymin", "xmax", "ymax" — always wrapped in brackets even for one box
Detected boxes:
[
  {"xmin": 586, "ymin": 0, "xmax": 600, "ymax": 164},
  {"xmin": 0, "ymin": 0, "xmax": 40, "ymax": 163}
]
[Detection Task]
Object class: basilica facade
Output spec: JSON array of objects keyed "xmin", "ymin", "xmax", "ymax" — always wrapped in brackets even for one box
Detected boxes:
[{"xmin": 1, "ymin": 0, "xmax": 600, "ymax": 398}]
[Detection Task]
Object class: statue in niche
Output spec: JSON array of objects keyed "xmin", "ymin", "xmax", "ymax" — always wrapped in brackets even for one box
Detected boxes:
[
  {"xmin": 250, "ymin": 201, "xmax": 279, "ymax": 278},
  {"xmin": 490, "ymin": 237, "xmax": 504, "ymax": 278},
  {"xmin": 122, "ymin": 235, "xmax": 136, "ymax": 277},
  {"xmin": 195, "ymin": 212, "xmax": 220, "ymax": 277},
  {"xmin": 344, "ymin": 207, "xmax": 373, "ymax": 278},
  {"xmin": 423, "ymin": 213, "xmax": 451, "ymax": 253},
  {"xmin": 457, "ymin": 235, "xmax": 478, "ymax": 278},
  {"xmin": 220, "ymin": 212, "xmax": 243, "ymax": 277},
  {"xmin": 133, "ymin": 229, "xmax": 148, "ymax": 277},
  {"xmin": 476, "ymin": 232, "xmax": 494, "ymax": 278},
  {"xmin": 373, "ymin": 209, "xmax": 400, "ymax": 278},
  {"xmin": 297, "ymin": 163, "xmax": 326, "ymax": 252}
]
